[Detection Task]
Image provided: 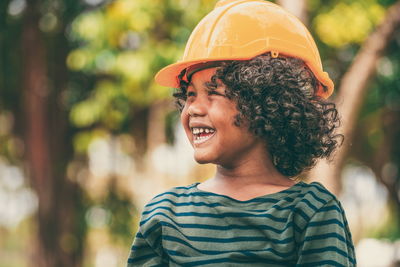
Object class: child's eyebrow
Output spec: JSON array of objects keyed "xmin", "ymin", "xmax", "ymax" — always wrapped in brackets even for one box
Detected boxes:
[{"xmin": 187, "ymin": 81, "xmax": 218, "ymax": 90}]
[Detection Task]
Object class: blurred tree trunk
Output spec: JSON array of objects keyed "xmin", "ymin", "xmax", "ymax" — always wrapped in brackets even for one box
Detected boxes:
[
  {"xmin": 22, "ymin": 4, "xmax": 54, "ymax": 266},
  {"xmin": 22, "ymin": 1, "xmax": 85, "ymax": 266},
  {"xmin": 131, "ymin": 107, "xmax": 149, "ymax": 170},
  {"xmin": 372, "ymin": 109, "xmax": 400, "ymax": 233},
  {"xmin": 308, "ymin": 1, "xmax": 400, "ymax": 195},
  {"xmin": 147, "ymin": 99, "xmax": 172, "ymax": 152}
]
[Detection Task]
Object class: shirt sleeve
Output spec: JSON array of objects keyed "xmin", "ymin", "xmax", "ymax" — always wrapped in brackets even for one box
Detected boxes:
[
  {"xmin": 296, "ymin": 198, "xmax": 356, "ymax": 267},
  {"xmin": 126, "ymin": 208, "xmax": 167, "ymax": 267}
]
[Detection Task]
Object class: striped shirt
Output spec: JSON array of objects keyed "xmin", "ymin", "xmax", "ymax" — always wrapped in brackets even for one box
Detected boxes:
[{"xmin": 127, "ymin": 181, "xmax": 356, "ymax": 266}]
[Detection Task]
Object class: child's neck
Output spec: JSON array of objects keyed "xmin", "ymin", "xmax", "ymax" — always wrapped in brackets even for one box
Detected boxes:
[
  {"xmin": 198, "ymin": 153, "xmax": 296, "ymax": 201},
  {"xmin": 215, "ymin": 165, "xmax": 287, "ymax": 186}
]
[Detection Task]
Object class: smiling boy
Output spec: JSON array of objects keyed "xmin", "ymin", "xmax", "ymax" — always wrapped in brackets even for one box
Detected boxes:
[
  {"xmin": 127, "ymin": 0, "xmax": 356, "ymax": 266},
  {"xmin": 182, "ymin": 67, "xmax": 294, "ymax": 200}
]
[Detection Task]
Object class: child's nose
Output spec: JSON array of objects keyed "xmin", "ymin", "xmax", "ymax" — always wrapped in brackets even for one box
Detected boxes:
[{"xmin": 187, "ymin": 97, "xmax": 207, "ymax": 117}]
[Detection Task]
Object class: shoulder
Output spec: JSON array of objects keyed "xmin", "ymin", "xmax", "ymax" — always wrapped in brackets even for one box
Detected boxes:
[
  {"xmin": 142, "ymin": 183, "xmax": 197, "ymax": 208},
  {"xmin": 140, "ymin": 183, "xmax": 205, "ymax": 218},
  {"xmin": 291, "ymin": 181, "xmax": 346, "ymax": 227},
  {"xmin": 137, "ymin": 183, "xmax": 199, "ymax": 230},
  {"xmin": 295, "ymin": 181, "xmax": 341, "ymax": 207},
  {"xmin": 294, "ymin": 183, "xmax": 356, "ymax": 265}
]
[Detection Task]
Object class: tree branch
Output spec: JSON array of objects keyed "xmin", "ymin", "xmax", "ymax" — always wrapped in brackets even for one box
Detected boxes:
[{"xmin": 309, "ymin": 0, "xmax": 400, "ymax": 195}]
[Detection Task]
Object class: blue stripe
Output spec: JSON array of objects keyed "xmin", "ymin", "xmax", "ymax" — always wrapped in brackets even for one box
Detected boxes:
[
  {"xmin": 146, "ymin": 221, "xmax": 159, "ymax": 234},
  {"xmin": 146, "ymin": 195, "xmax": 311, "ymax": 210},
  {"xmin": 273, "ymin": 196, "xmax": 324, "ymax": 212},
  {"xmin": 284, "ymin": 188, "xmax": 329, "ymax": 208},
  {"xmin": 286, "ymin": 184, "xmax": 332, "ymax": 208},
  {"xmin": 150, "ymin": 184, "xmax": 198, "ymax": 199},
  {"xmin": 165, "ymin": 245, "xmax": 295, "ymax": 258},
  {"xmin": 308, "ymin": 190, "xmax": 328, "ymax": 205},
  {"xmin": 300, "ymin": 231, "xmax": 354, "ymax": 255},
  {"xmin": 309, "ymin": 182, "xmax": 337, "ymax": 200},
  {"xmin": 240, "ymin": 251, "xmax": 296, "ymax": 265},
  {"xmin": 240, "ymin": 250, "xmax": 295, "ymax": 262},
  {"xmin": 301, "ymin": 246, "xmax": 351, "ymax": 260},
  {"xmin": 146, "ymin": 198, "xmax": 225, "ymax": 208},
  {"xmin": 141, "ymin": 207, "xmax": 288, "ymax": 226},
  {"xmin": 135, "ymin": 232, "xmax": 144, "ymax": 238},
  {"xmin": 296, "ymin": 260, "xmax": 346, "ymax": 267},
  {"xmin": 303, "ymin": 222, "xmax": 354, "ymax": 250},
  {"xmin": 165, "ymin": 219, "xmax": 298, "ymax": 233},
  {"xmin": 173, "ymin": 184, "xmax": 199, "ymax": 190},
  {"xmin": 309, "ymin": 218, "xmax": 344, "ymax": 228},
  {"xmin": 127, "ymin": 252, "xmax": 158, "ymax": 263},
  {"xmin": 151, "ymin": 191, "xmax": 228, "ymax": 201},
  {"xmin": 304, "ymin": 232, "xmax": 346, "ymax": 243},
  {"xmin": 163, "ymin": 217, "xmax": 295, "ymax": 232},
  {"xmin": 300, "ymin": 198, "xmax": 318, "ymax": 212},
  {"xmin": 170, "ymin": 255, "xmax": 289, "ymax": 266},
  {"xmin": 320, "ymin": 204, "xmax": 342, "ymax": 213},
  {"xmin": 151, "ymin": 188, "xmax": 302, "ymax": 205},
  {"xmin": 163, "ymin": 232, "xmax": 293, "ymax": 244},
  {"xmin": 293, "ymin": 207, "xmax": 310, "ymax": 222},
  {"xmin": 145, "ymin": 201, "xmax": 292, "ymax": 216},
  {"xmin": 131, "ymin": 245, "xmax": 149, "ymax": 251}
]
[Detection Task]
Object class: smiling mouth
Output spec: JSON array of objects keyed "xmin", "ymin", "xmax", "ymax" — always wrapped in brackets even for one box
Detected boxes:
[{"xmin": 191, "ymin": 127, "xmax": 216, "ymax": 145}]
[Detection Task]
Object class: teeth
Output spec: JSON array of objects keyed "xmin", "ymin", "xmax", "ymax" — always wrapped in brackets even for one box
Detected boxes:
[
  {"xmin": 191, "ymin": 127, "xmax": 215, "ymax": 135},
  {"xmin": 195, "ymin": 135, "xmax": 210, "ymax": 140}
]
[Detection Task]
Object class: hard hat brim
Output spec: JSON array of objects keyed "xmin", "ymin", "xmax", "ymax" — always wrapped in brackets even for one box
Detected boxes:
[{"xmin": 155, "ymin": 55, "xmax": 334, "ymax": 99}]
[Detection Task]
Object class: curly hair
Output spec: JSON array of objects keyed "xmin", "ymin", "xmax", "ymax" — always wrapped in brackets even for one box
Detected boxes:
[{"xmin": 174, "ymin": 53, "xmax": 343, "ymax": 177}]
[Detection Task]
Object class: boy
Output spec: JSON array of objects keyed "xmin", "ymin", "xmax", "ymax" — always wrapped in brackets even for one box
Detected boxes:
[{"xmin": 127, "ymin": 0, "xmax": 356, "ymax": 266}]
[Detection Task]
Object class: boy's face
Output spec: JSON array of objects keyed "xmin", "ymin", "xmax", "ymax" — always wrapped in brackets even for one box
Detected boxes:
[{"xmin": 181, "ymin": 67, "xmax": 265, "ymax": 167}]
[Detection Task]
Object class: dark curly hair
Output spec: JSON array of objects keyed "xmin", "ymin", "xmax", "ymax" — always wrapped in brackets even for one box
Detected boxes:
[{"xmin": 174, "ymin": 53, "xmax": 343, "ymax": 177}]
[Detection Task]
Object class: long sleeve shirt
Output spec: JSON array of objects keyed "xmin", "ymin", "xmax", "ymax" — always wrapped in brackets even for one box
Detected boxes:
[{"xmin": 127, "ymin": 181, "xmax": 356, "ymax": 266}]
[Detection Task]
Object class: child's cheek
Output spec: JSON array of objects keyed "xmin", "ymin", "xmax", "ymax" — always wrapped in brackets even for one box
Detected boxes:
[{"xmin": 180, "ymin": 106, "xmax": 191, "ymax": 139}]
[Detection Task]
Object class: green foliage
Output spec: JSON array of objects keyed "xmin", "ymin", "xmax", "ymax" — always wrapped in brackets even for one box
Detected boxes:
[
  {"xmin": 354, "ymin": 38, "xmax": 400, "ymax": 163},
  {"xmin": 86, "ymin": 179, "xmax": 138, "ymax": 247},
  {"xmin": 73, "ymin": 129, "xmax": 108, "ymax": 154},
  {"xmin": 67, "ymin": 0, "xmax": 215, "ymax": 154},
  {"xmin": 313, "ymin": 1, "xmax": 385, "ymax": 47},
  {"xmin": 368, "ymin": 202, "xmax": 400, "ymax": 240},
  {"xmin": 106, "ymin": 193, "xmax": 137, "ymax": 245}
]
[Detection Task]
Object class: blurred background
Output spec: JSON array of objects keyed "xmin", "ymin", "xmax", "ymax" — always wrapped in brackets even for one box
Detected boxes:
[{"xmin": 0, "ymin": 0, "xmax": 399, "ymax": 266}]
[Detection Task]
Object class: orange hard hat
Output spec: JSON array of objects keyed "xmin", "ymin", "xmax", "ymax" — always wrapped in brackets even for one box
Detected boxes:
[{"xmin": 155, "ymin": 0, "xmax": 334, "ymax": 99}]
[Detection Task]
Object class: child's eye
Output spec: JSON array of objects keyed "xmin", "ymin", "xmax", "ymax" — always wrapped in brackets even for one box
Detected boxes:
[{"xmin": 208, "ymin": 90, "xmax": 225, "ymax": 97}]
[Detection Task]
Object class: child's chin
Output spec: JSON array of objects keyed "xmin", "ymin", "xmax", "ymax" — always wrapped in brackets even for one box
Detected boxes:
[
  {"xmin": 193, "ymin": 153, "xmax": 216, "ymax": 165},
  {"xmin": 194, "ymin": 157, "xmax": 213, "ymax": 165}
]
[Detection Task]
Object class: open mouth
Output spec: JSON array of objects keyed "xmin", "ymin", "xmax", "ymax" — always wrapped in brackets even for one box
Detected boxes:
[{"xmin": 191, "ymin": 127, "xmax": 216, "ymax": 144}]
